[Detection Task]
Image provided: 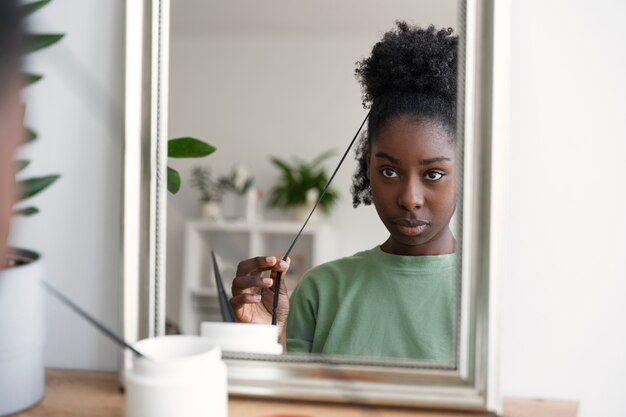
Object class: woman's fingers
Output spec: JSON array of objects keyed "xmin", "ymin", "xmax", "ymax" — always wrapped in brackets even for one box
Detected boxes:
[
  {"xmin": 232, "ymin": 255, "xmax": 291, "ymax": 298},
  {"xmin": 270, "ymin": 257, "xmax": 291, "ymax": 292},
  {"xmin": 231, "ymin": 275, "xmax": 274, "ymax": 295},
  {"xmin": 236, "ymin": 256, "xmax": 280, "ymax": 277},
  {"xmin": 236, "ymin": 256, "xmax": 291, "ymax": 276},
  {"xmin": 268, "ymin": 257, "xmax": 290, "ymax": 274},
  {"xmin": 230, "ymin": 293, "xmax": 263, "ymax": 311}
]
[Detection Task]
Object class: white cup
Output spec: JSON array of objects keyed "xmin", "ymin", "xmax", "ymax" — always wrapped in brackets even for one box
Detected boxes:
[
  {"xmin": 125, "ymin": 335, "xmax": 227, "ymax": 417},
  {"xmin": 200, "ymin": 322, "xmax": 283, "ymax": 355}
]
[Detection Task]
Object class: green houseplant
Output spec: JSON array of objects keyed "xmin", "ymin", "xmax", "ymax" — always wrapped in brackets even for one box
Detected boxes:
[
  {"xmin": 189, "ymin": 164, "xmax": 255, "ymax": 220},
  {"xmin": 13, "ymin": 0, "xmax": 63, "ymax": 218},
  {"xmin": 268, "ymin": 150, "xmax": 339, "ymax": 220},
  {"xmin": 189, "ymin": 167, "xmax": 225, "ymax": 220},
  {"xmin": 0, "ymin": 1, "xmax": 63, "ymax": 415},
  {"xmin": 167, "ymin": 137, "xmax": 216, "ymax": 194}
]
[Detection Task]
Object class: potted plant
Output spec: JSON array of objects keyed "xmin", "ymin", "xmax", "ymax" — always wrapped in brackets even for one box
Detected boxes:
[
  {"xmin": 218, "ymin": 164, "xmax": 256, "ymax": 222},
  {"xmin": 0, "ymin": 1, "xmax": 63, "ymax": 414},
  {"xmin": 189, "ymin": 167, "xmax": 227, "ymax": 220},
  {"xmin": 267, "ymin": 149, "xmax": 339, "ymax": 222}
]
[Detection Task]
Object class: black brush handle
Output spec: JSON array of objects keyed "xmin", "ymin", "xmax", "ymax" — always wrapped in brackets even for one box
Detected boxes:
[
  {"xmin": 271, "ymin": 110, "xmax": 371, "ymax": 326},
  {"xmin": 40, "ymin": 280, "xmax": 151, "ymax": 360},
  {"xmin": 211, "ymin": 250, "xmax": 236, "ymax": 323}
]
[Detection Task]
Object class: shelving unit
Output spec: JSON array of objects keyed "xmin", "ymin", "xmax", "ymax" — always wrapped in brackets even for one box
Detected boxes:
[{"xmin": 179, "ymin": 219, "xmax": 335, "ymax": 334}]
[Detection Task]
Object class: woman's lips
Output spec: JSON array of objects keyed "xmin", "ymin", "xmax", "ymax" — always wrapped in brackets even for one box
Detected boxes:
[{"xmin": 393, "ymin": 219, "xmax": 429, "ymax": 236}]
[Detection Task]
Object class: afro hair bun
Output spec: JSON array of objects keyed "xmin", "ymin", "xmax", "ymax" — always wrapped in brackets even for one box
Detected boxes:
[{"xmin": 355, "ymin": 22, "xmax": 458, "ymax": 107}]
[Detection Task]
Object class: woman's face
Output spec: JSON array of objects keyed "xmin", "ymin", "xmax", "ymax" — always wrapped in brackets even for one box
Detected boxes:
[{"xmin": 367, "ymin": 115, "xmax": 456, "ymax": 256}]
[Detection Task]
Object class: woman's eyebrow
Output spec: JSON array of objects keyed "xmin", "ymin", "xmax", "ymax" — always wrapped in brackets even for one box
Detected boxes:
[
  {"xmin": 374, "ymin": 152, "xmax": 400, "ymax": 164},
  {"xmin": 420, "ymin": 156, "xmax": 452, "ymax": 165}
]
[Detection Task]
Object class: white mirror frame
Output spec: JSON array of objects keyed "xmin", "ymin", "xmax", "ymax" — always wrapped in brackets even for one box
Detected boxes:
[{"xmin": 123, "ymin": 0, "xmax": 509, "ymax": 412}]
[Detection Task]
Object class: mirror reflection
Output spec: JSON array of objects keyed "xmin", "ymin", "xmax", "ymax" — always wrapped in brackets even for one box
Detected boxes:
[{"xmin": 167, "ymin": 0, "xmax": 460, "ymax": 365}]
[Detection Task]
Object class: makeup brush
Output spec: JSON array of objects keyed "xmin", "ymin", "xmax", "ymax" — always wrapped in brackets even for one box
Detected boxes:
[
  {"xmin": 270, "ymin": 110, "xmax": 371, "ymax": 325},
  {"xmin": 211, "ymin": 250, "xmax": 236, "ymax": 322},
  {"xmin": 40, "ymin": 280, "xmax": 151, "ymax": 360}
]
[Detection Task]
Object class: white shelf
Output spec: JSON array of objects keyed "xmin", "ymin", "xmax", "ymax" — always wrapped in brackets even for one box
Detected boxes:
[{"xmin": 179, "ymin": 218, "xmax": 335, "ymax": 334}]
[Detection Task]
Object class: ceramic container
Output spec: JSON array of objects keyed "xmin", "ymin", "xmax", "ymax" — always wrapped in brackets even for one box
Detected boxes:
[
  {"xmin": 125, "ymin": 335, "xmax": 227, "ymax": 417},
  {"xmin": 0, "ymin": 249, "xmax": 45, "ymax": 416},
  {"xmin": 200, "ymin": 322, "xmax": 283, "ymax": 355}
]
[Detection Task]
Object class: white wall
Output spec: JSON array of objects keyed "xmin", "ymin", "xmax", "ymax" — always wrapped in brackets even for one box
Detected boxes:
[
  {"xmin": 11, "ymin": 0, "xmax": 124, "ymax": 371},
  {"xmin": 500, "ymin": 1, "xmax": 626, "ymax": 416}
]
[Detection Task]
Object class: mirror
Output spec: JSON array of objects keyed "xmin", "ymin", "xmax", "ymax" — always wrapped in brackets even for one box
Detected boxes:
[
  {"xmin": 166, "ymin": 0, "xmax": 459, "ymax": 363},
  {"xmin": 124, "ymin": 0, "xmax": 502, "ymax": 411}
]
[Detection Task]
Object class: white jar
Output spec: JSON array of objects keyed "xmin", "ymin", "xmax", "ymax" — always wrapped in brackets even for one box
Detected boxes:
[
  {"xmin": 200, "ymin": 322, "xmax": 283, "ymax": 355},
  {"xmin": 125, "ymin": 335, "xmax": 227, "ymax": 417}
]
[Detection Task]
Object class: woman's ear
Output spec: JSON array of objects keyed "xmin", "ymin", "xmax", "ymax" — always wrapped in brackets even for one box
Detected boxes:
[{"xmin": 365, "ymin": 151, "xmax": 371, "ymax": 180}]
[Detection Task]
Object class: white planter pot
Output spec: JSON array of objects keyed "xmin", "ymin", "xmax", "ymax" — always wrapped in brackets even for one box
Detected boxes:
[
  {"xmin": 0, "ymin": 248, "xmax": 45, "ymax": 416},
  {"xmin": 221, "ymin": 187, "xmax": 258, "ymax": 222},
  {"xmin": 201, "ymin": 202, "xmax": 222, "ymax": 220},
  {"xmin": 293, "ymin": 204, "xmax": 319, "ymax": 224}
]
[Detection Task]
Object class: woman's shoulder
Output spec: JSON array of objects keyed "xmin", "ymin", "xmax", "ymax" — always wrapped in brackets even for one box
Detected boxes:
[{"xmin": 307, "ymin": 247, "xmax": 376, "ymax": 275}]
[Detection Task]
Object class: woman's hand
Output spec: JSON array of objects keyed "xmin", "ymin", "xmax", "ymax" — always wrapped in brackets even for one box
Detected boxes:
[{"xmin": 230, "ymin": 256, "xmax": 291, "ymax": 341}]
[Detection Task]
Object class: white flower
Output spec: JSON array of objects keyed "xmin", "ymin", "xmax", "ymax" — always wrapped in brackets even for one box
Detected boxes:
[{"xmin": 232, "ymin": 164, "xmax": 251, "ymax": 193}]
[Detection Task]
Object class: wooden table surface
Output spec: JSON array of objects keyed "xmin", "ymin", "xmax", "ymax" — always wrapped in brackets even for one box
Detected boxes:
[{"xmin": 12, "ymin": 369, "xmax": 578, "ymax": 417}]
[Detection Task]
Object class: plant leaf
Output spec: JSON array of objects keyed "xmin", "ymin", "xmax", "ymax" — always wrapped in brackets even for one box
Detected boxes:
[
  {"xmin": 167, "ymin": 167, "xmax": 181, "ymax": 194},
  {"xmin": 270, "ymin": 157, "xmax": 293, "ymax": 174},
  {"xmin": 15, "ymin": 160, "xmax": 31, "ymax": 173},
  {"xmin": 24, "ymin": 129, "xmax": 37, "ymax": 144},
  {"xmin": 168, "ymin": 138, "xmax": 216, "ymax": 158},
  {"xmin": 310, "ymin": 149, "xmax": 336, "ymax": 168},
  {"xmin": 23, "ymin": 72, "xmax": 43, "ymax": 86},
  {"xmin": 17, "ymin": 175, "xmax": 60, "ymax": 201},
  {"xmin": 13, "ymin": 207, "xmax": 39, "ymax": 216},
  {"xmin": 269, "ymin": 157, "xmax": 295, "ymax": 184},
  {"xmin": 25, "ymin": 34, "xmax": 64, "ymax": 54},
  {"xmin": 22, "ymin": 0, "xmax": 51, "ymax": 16}
]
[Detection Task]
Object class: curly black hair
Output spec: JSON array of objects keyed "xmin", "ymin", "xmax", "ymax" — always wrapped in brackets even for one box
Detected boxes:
[{"xmin": 351, "ymin": 22, "xmax": 458, "ymax": 207}]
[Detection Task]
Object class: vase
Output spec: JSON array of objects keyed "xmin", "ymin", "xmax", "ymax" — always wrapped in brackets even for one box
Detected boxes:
[
  {"xmin": 293, "ymin": 204, "xmax": 319, "ymax": 224},
  {"xmin": 0, "ymin": 248, "xmax": 45, "ymax": 415},
  {"xmin": 221, "ymin": 187, "xmax": 258, "ymax": 223},
  {"xmin": 201, "ymin": 201, "xmax": 222, "ymax": 220},
  {"xmin": 220, "ymin": 193, "xmax": 245, "ymax": 221}
]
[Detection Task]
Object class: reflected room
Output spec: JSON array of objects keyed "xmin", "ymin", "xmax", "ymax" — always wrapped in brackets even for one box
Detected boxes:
[{"xmin": 166, "ymin": 0, "xmax": 460, "ymax": 366}]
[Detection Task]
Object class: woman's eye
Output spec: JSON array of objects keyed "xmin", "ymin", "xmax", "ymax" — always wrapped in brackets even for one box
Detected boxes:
[
  {"xmin": 380, "ymin": 168, "xmax": 399, "ymax": 178},
  {"xmin": 425, "ymin": 170, "xmax": 445, "ymax": 181}
]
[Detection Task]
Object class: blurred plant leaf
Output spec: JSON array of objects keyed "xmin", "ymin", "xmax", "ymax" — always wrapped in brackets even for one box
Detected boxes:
[
  {"xmin": 310, "ymin": 148, "xmax": 336, "ymax": 168},
  {"xmin": 269, "ymin": 157, "xmax": 295, "ymax": 183},
  {"xmin": 12, "ymin": 1, "xmax": 62, "ymax": 219},
  {"xmin": 24, "ymin": 128, "xmax": 37, "ymax": 144},
  {"xmin": 17, "ymin": 175, "xmax": 60, "ymax": 201},
  {"xmin": 168, "ymin": 138, "xmax": 216, "ymax": 158},
  {"xmin": 13, "ymin": 207, "xmax": 39, "ymax": 216},
  {"xmin": 268, "ymin": 150, "xmax": 339, "ymax": 212},
  {"xmin": 168, "ymin": 167, "xmax": 181, "ymax": 194},
  {"xmin": 15, "ymin": 160, "xmax": 31, "ymax": 173},
  {"xmin": 23, "ymin": 72, "xmax": 43, "ymax": 86},
  {"xmin": 25, "ymin": 34, "xmax": 64, "ymax": 54},
  {"xmin": 22, "ymin": 0, "xmax": 51, "ymax": 16}
]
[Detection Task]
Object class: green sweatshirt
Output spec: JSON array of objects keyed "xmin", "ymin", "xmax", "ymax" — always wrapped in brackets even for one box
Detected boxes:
[{"xmin": 286, "ymin": 246, "xmax": 456, "ymax": 362}]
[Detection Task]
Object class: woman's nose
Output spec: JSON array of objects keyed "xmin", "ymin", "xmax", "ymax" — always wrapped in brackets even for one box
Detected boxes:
[{"xmin": 398, "ymin": 177, "xmax": 424, "ymax": 210}]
